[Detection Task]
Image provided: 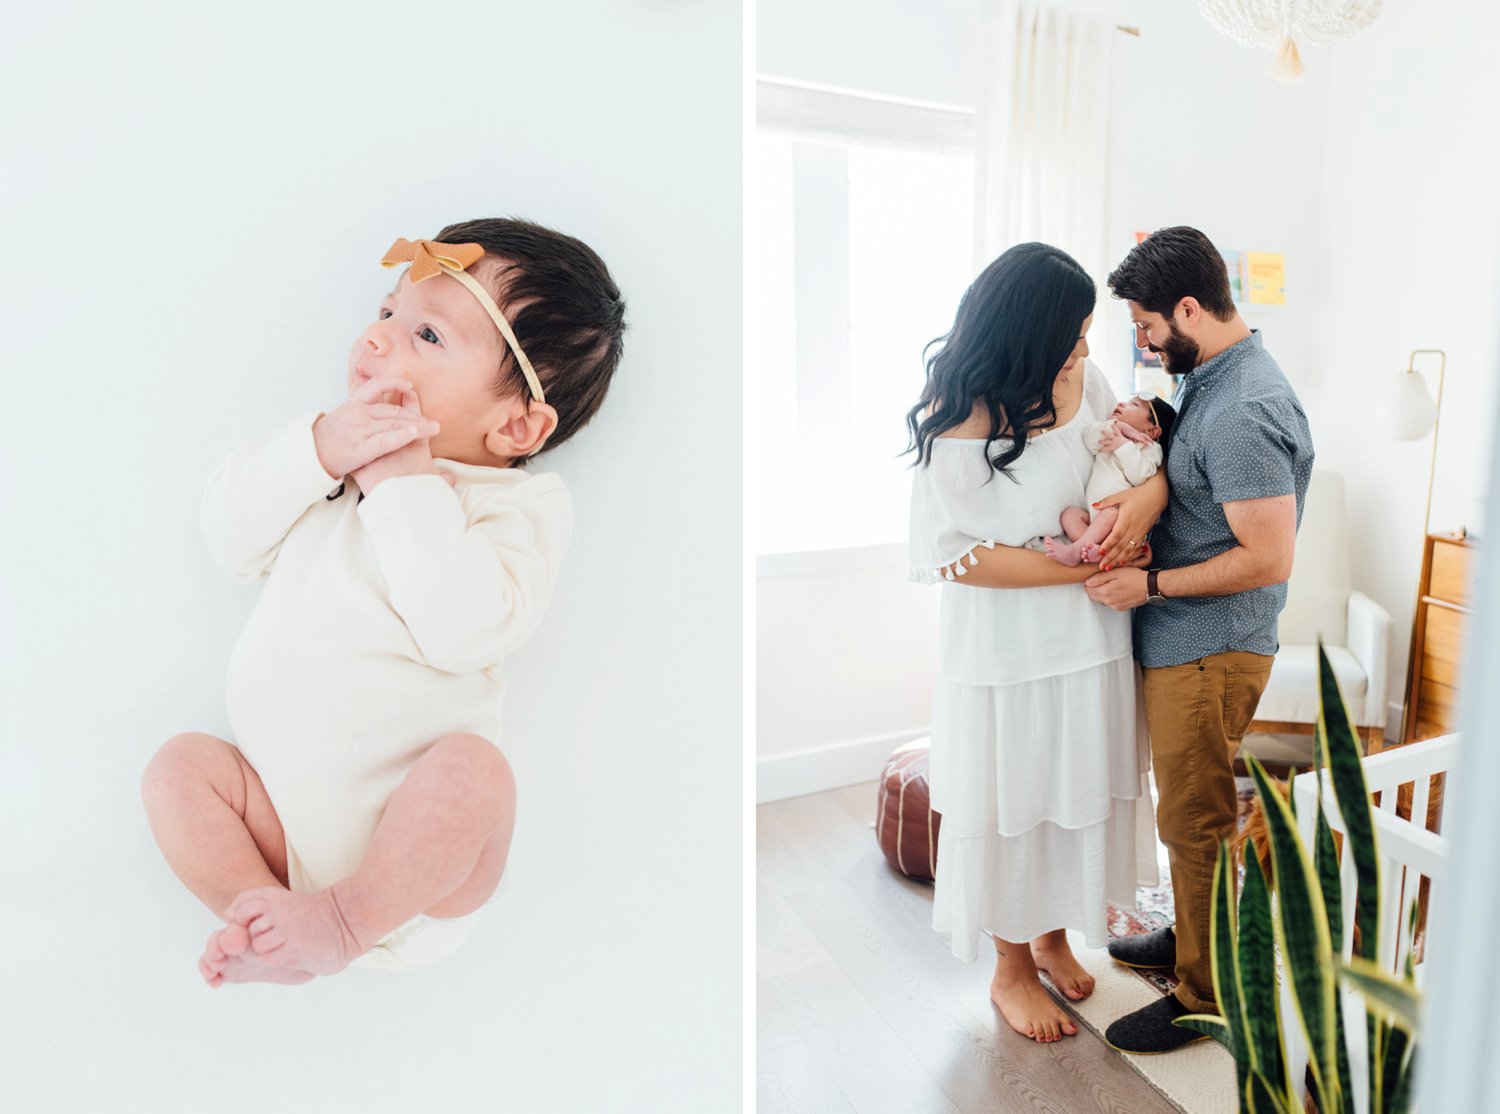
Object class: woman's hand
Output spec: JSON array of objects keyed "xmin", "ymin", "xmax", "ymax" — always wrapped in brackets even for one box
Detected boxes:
[{"xmin": 1095, "ymin": 473, "xmax": 1168, "ymax": 568}]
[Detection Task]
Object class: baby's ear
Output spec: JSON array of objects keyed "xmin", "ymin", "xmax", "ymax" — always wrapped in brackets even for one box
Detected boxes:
[{"xmin": 485, "ymin": 401, "xmax": 559, "ymax": 462}]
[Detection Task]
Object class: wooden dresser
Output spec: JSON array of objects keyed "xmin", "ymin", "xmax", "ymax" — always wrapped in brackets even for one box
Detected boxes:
[{"xmin": 1402, "ymin": 533, "xmax": 1479, "ymax": 743}]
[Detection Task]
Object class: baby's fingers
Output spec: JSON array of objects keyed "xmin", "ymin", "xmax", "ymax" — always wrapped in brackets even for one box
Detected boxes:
[
  {"xmin": 368, "ymin": 422, "xmax": 434, "ymax": 457},
  {"xmin": 369, "ymin": 417, "xmax": 440, "ymax": 441},
  {"xmin": 354, "ymin": 375, "xmax": 413, "ymax": 405}
]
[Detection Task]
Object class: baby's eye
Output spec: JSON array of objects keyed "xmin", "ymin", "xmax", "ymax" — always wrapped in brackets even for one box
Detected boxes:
[
  {"xmin": 378, "ymin": 308, "xmax": 393, "ymax": 319},
  {"xmin": 419, "ymin": 326, "xmax": 441, "ymax": 345}
]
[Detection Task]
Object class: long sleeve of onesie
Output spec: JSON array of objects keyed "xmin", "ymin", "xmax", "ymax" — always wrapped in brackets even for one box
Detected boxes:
[
  {"xmin": 201, "ymin": 412, "xmax": 343, "ymax": 583},
  {"xmin": 1109, "ymin": 440, "xmax": 1163, "ymax": 486},
  {"xmin": 355, "ymin": 471, "xmax": 573, "ymax": 675}
]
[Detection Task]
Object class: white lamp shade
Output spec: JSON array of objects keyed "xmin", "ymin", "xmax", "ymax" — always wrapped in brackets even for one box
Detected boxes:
[{"xmin": 1381, "ymin": 370, "xmax": 1439, "ymax": 440}]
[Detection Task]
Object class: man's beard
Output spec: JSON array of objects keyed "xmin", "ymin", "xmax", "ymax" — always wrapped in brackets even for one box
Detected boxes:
[{"xmin": 1151, "ymin": 320, "xmax": 1199, "ymax": 373}]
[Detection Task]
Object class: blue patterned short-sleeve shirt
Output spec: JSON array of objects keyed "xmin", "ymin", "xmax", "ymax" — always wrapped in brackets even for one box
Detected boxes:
[{"xmin": 1134, "ymin": 330, "xmax": 1315, "ymax": 668}]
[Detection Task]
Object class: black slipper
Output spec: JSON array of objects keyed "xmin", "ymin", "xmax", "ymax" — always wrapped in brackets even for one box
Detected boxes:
[
  {"xmin": 1107, "ymin": 926, "xmax": 1176, "ymax": 969},
  {"xmin": 1104, "ymin": 996, "xmax": 1209, "ymax": 1055}
]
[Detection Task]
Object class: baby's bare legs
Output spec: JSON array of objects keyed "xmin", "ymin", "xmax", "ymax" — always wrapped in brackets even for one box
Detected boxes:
[
  {"xmin": 221, "ymin": 733, "xmax": 515, "ymax": 977},
  {"xmin": 141, "ymin": 733, "xmax": 313, "ymax": 986},
  {"xmin": 1059, "ymin": 506, "xmax": 1091, "ymax": 542},
  {"xmin": 1044, "ymin": 506, "xmax": 1120, "ymax": 567}
]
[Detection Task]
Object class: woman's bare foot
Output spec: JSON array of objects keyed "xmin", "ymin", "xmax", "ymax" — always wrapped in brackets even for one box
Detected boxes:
[
  {"xmin": 221, "ymin": 885, "xmax": 368, "ymax": 976},
  {"xmin": 198, "ymin": 927, "xmax": 315, "ymax": 987},
  {"xmin": 990, "ymin": 937, "xmax": 1078, "ymax": 1043},
  {"xmin": 1031, "ymin": 931, "xmax": 1096, "ymax": 1001}
]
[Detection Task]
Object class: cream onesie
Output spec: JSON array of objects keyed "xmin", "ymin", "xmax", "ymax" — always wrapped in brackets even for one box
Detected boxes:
[
  {"xmin": 200, "ymin": 412, "xmax": 571, "ymax": 969},
  {"xmin": 1080, "ymin": 419, "xmax": 1163, "ymax": 517}
]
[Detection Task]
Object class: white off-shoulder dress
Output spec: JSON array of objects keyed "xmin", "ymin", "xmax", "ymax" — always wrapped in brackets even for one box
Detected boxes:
[{"xmin": 908, "ymin": 360, "xmax": 1159, "ymax": 962}]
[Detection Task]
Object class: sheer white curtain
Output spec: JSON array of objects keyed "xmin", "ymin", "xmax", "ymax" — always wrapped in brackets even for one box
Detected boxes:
[{"xmin": 974, "ymin": 0, "xmax": 1115, "ymax": 353}]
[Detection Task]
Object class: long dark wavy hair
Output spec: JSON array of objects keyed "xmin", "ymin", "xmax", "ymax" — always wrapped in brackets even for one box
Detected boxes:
[{"xmin": 906, "ymin": 243, "xmax": 1095, "ymax": 477}]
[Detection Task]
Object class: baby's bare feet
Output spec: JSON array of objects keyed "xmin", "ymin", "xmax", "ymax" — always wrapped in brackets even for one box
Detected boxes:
[
  {"xmin": 198, "ymin": 926, "xmax": 316, "ymax": 987},
  {"xmin": 222, "ymin": 886, "xmax": 366, "ymax": 976},
  {"xmin": 1043, "ymin": 536, "xmax": 1083, "ymax": 567},
  {"xmin": 1031, "ymin": 936, "xmax": 1096, "ymax": 1001}
]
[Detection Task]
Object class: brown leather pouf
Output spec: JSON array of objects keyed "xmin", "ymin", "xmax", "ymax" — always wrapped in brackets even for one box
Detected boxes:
[{"xmin": 876, "ymin": 740, "xmax": 941, "ymax": 882}]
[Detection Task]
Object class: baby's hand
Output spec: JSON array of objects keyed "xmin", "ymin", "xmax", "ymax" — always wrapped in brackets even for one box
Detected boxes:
[
  {"xmin": 313, "ymin": 375, "xmax": 441, "ymax": 480},
  {"xmin": 348, "ymin": 385, "xmax": 450, "ymax": 495},
  {"xmin": 1097, "ymin": 422, "xmax": 1127, "ymax": 453}
]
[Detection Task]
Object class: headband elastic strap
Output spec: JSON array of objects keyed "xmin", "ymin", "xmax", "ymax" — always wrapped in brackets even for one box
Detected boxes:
[
  {"xmin": 438, "ymin": 262, "xmax": 547, "ymax": 405},
  {"xmin": 381, "ymin": 238, "xmax": 546, "ymax": 405}
]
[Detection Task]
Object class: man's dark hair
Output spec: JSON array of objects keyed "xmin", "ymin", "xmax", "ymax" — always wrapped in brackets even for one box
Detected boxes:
[
  {"xmin": 436, "ymin": 217, "xmax": 626, "ymax": 455},
  {"xmin": 1107, "ymin": 226, "xmax": 1235, "ymax": 322}
]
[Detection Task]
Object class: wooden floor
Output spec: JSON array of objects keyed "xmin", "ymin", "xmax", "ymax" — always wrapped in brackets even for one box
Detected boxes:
[{"xmin": 757, "ymin": 782, "xmax": 1179, "ymax": 1114}]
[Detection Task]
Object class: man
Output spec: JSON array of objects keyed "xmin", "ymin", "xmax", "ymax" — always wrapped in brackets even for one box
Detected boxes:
[{"xmin": 1084, "ymin": 227, "xmax": 1314, "ymax": 1054}]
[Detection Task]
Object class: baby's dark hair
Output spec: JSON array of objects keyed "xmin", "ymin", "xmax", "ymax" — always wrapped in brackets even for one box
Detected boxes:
[
  {"xmin": 435, "ymin": 217, "xmax": 626, "ymax": 455},
  {"xmin": 1142, "ymin": 394, "xmax": 1178, "ymax": 458}
]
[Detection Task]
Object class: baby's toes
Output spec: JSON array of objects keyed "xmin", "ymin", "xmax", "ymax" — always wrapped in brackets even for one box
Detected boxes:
[
  {"xmin": 224, "ymin": 890, "xmax": 274, "ymax": 924},
  {"xmin": 217, "ymin": 923, "xmax": 251, "ymax": 956},
  {"xmin": 249, "ymin": 924, "xmax": 289, "ymax": 958}
]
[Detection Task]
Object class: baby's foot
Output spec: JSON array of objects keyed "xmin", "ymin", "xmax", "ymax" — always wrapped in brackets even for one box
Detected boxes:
[
  {"xmin": 1031, "ymin": 937, "xmax": 1096, "ymax": 1001},
  {"xmin": 990, "ymin": 970, "xmax": 1079, "ymax": 1043},
  {"xmin": 222, "ymin": 885, "xmax": 367, "ymax": 976},
  {"xmin": 1043, "ymin": 536, "xmax": 1083, "ymax": 567},
  {"xmin": 1078, "ymin": 542, "xmax": 1101, "ymax": 564},
  {"xmin": 198, "ymin": 926, "xmax": 315, "ymax": 987}
]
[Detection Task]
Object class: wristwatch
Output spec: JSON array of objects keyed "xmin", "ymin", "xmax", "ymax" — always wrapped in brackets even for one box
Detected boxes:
[{"xmin": 1145, "ymin": 569, "xmax": 1166, "ymax": 605}]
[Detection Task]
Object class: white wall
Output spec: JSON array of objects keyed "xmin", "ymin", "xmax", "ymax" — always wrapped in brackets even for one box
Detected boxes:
[
  {"xmin": 755, "ymin": 0, "xmax": 1335, "ymax": 797},
  {"xmin": 1306, "ymin": 0, "xmax": 1500, "ymax": 710},
  {"xmin": 0, "ymin": 3, "xmax": 740, "ymax": 1111}
]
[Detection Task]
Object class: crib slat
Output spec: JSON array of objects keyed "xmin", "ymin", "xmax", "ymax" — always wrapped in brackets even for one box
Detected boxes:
[{"xmin": 1411, "ymin": 776, "xmax": 1432, "ymax": 834}]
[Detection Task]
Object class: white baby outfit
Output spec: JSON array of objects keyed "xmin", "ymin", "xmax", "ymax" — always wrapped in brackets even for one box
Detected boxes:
[
  {"xmin": 201, "ymin": 413, "xmax": 571, "ymax": 971},
  {"xmin": 908, "ymin": 360, "xmax": 1159, "ymax": 961},
  {"xmin": 1080, "ymin": 419, "xmax": 1163, "ymax": 516}
]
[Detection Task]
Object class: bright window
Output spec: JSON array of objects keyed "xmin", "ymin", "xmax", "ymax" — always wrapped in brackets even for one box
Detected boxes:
[{"xmin": 748, "ymin": 82, "xmax": 975, "ymax": 555}]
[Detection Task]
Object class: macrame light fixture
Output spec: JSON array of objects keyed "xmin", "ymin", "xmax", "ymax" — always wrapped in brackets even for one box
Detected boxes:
[{"xmin": 1198, "ymin": 0, "xmax": 1383, "ymax": 82}]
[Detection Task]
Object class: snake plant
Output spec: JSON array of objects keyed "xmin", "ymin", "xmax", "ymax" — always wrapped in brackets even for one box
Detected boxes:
[{"xmin": 1174, "ymin": 642, "xmax": 1422, "ymax": 1113}]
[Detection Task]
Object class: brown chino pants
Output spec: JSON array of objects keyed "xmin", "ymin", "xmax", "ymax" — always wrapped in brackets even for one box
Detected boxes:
[{"xmin": 1141, "ymin": 650, "xmax": 1274, "ymax": 1014}]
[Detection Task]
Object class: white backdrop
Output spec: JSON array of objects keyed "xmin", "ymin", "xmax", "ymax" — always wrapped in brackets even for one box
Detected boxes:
[{"xmin": 0, "ymin": 2, "xmax": 741, "ymax": 1111}]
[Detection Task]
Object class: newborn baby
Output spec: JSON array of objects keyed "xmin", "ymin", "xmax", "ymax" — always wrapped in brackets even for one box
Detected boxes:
[
  {"xmin": 141, "ymin": 220, "xmax": 626, "ymax": 985},
  {"xmin": 1044, "ymin": 394, "xmax": 1177, "ymax": 567}
]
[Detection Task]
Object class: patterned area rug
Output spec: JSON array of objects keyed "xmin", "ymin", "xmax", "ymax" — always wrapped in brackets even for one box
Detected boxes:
[{"xmin": 1105, "ymin": 782, "xmax": 1259, "ymax": 996}]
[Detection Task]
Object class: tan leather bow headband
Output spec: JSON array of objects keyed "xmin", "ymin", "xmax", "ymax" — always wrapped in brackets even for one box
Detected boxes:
[{"xmin": 381, "ymin": 238, "xmax": 546, "ymax": 405}]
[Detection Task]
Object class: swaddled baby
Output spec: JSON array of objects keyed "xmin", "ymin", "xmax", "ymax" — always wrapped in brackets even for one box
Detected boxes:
[{"xmin": 1045, "ymin": 393, "xmax": 1176, "ymax": 567}]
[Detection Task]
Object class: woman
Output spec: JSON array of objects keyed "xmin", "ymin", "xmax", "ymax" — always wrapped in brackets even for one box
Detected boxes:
[{"xmin": 906, "ymin": 243, "xmax": 1164, "ymax": 1043}]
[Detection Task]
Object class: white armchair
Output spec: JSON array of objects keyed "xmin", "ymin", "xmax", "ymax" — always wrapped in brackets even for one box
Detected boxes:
[{"xmin": 1249, "ymin": 470, "xmax": 1390, "ymax": 750}]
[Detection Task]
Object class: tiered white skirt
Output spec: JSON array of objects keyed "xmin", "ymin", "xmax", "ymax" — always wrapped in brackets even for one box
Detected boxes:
[{"xmin": 927, "ymin": 654, "xmax": 1160, "ymax": 962}]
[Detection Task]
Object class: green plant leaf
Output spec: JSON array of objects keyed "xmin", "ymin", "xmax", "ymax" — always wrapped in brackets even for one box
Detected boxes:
[
  {"xmin": 1314, "ymin": 804, "xmax": 1356, "ymax": 1114},
  {"xmin": 1248, "ymin": 754, "xmax": 1340, "ymax": 1111},
  {"xmin": 1175, "ymin": 1013, "xmax": 1235, "ymax": 1054},
  {"xmin": 1246, "ymin": 1068, "xmax": 1295, "ymax": 1114},
  {"xmin": 1208, "ymin": 842, "xmax": 1248, "ymax": 1078},
  {"xmin": 1237, "ymin": 850, "xmax": 1287, "ymax": 1094},
  {"xmin": 1337, "ymin": 958, "xmax": 1422, "ymax": 1033},
  {"xmin": 1318, "ymin": 639, "xmax": 1381, "ymax": 961},
  {"xmin": 1379, "ymin": 1022, "xmax": 1411, "ymax": 1114},
  {"xmin": 1389, "ymin": 1046, "xmax": 1417, "ymax": 1114}
]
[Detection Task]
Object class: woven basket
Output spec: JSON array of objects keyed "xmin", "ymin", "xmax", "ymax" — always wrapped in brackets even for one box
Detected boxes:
[{"xmin": 876, "ymin": 740, "xmax": 940, "ymax": 882}]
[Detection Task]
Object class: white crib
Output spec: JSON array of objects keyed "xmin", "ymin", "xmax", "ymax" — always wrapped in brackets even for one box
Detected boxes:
[{"xmin": 1281, "ymin": 733, "xmax": 1456, "ymax": 1111}]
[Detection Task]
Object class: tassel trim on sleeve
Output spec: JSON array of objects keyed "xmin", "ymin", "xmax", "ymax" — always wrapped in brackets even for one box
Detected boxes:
[{"xmin": 908, "ymin": 540, "xmax": 995, "ymax": 584}]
